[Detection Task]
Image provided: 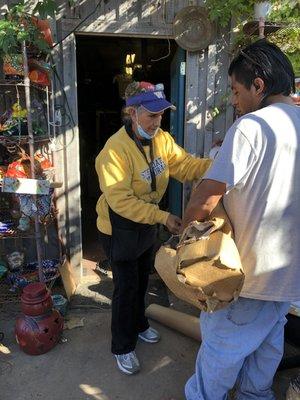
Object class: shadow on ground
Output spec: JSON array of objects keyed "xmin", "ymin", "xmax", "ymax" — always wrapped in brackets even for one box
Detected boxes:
[{"xmin": 70, "ymin": 270, "xmax": 170, "ymax": 310}]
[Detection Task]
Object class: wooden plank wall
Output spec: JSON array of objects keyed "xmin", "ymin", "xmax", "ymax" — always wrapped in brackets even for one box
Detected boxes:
[
  {"xmin": 52, "ymin": 34, "xmax": 83, "ymax": 279},
  {"xmin": 0, "ymin": 0, "xmax": 233, "ymax": 276},
  {"xmin": 183, "ymin": 25, "xmax": 233, "ymax": 205},
  {"xmin": 58, "ymin": 0, "xmax": 195, "ymax": 36}
]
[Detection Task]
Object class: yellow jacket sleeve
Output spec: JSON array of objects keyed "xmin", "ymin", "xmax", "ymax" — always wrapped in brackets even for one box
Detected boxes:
[
  {"xmin": 96, "ymin": 146, "xmax": 169, "ymax": 226},
  {"xmin": 166, "ymin": 132, "xmax": 212, "ymax": 182}
]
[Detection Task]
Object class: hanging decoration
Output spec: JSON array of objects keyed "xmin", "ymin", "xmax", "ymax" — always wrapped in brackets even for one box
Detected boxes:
[{"xmin": 173, "ymin": 6, "xmax": 215, "ymax": 51}]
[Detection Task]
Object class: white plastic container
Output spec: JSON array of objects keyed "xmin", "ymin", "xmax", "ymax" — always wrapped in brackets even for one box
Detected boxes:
[{"xmin": 254, "ymin": 1, "xmax": 272, "ymax": 19}]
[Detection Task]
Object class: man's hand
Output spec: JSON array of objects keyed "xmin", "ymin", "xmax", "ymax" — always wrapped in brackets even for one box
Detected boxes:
[
  {"xmin": 166, "ymin": 214, "xmax": 182, "ymax": 234},
  {"xmin": 181, "ymin": 179, "xmax": 226, "ymax": 232}
]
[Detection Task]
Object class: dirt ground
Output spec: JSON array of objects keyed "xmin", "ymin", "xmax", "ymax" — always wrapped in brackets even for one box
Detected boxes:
[{"xmin": 0, "ymin": 268, "xmax": 299, "ymax": 400}]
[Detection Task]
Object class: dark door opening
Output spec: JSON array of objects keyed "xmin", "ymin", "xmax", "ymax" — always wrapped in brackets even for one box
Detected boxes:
[{"xmin": 76, "ymin": 35, "xmax": 180, "ymax": 262}]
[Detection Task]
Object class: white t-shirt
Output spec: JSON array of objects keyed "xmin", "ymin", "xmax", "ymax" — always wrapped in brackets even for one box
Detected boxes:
[{"xmin": 205, "ymin": 103, "xmax": 300, "ymax": 301}]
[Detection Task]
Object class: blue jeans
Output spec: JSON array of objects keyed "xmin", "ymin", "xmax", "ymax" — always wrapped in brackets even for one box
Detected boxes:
[{"xmin": 185, "ymin": 297, "xmax": 290, "ymax": 400}]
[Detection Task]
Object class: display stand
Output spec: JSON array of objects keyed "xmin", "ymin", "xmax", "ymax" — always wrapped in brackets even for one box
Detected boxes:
[{"xmin": 0, "ymin": 43, "xmax": 63, "ymax": 291}]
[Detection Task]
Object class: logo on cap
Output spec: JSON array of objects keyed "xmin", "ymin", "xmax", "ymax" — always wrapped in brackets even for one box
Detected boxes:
[{"xmin": 154, "ymin": 91, "xmax": 164, "ymax": 99}]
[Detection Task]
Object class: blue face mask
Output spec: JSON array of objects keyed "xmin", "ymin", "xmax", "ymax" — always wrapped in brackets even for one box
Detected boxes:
[
  {"xmin": 137, "ymin": 124, "xmax": 153, "ymax": 140},
  {"xmin": 136, "ymin": 110, "xmax": 159, "ymax": 140}
]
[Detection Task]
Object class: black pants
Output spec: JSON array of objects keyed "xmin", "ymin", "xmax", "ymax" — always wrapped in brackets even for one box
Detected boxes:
[{"xmin": 99, "ymin": 230, "xmax": 155, "ymax": 355}]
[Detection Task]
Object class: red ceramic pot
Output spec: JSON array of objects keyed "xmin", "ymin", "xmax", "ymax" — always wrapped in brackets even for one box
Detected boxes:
[
  {"xmin": 20, "ymin": 282, "xmax": 53, "ymax": 316},
  {"xmin": 29, "ymin": 69, "xmax": 50, "ymax": 87},
  {"xmin": 15, "ymin": 309, "xmax": 64, "ymax": 355},
  {"xmin": 31, "ymin": 17, "xmax": 54, "ymax": 47}
]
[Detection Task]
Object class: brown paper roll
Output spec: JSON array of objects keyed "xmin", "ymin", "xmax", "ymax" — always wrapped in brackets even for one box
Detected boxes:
[{"xmin": 145, "ymin": 304, "xmax": 201, "ymax": 342}]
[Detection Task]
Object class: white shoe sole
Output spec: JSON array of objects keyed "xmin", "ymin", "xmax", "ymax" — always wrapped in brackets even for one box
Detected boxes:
[
  {"xmin": 138, "ymin": 334, "xmax": 160, "ymax": 343},
  {"xmin": 115, "ymin": 355, "xmax": 140, "ymax": 375}
]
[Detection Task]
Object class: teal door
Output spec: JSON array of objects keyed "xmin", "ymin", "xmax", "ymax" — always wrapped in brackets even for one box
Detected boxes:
[{"xmin": 169, "ymin": 47, "xmax": 186, "ymax": 217}]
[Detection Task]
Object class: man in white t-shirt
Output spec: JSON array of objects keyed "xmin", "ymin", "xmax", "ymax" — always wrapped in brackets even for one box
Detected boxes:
[{"xmin": 183, "ymin": 40, "xmax": 300, "ymax": 400}]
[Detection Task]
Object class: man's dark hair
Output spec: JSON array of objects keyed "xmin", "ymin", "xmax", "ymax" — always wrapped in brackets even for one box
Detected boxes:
[{"xmin": 228, "ymin": 39, "xmax": 295, "ymax": 101}]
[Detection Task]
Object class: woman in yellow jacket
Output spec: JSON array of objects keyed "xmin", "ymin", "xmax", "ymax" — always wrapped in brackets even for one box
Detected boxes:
[{"xmin": 95, "ymin": 81, "xmax": 211, "ymax": 375}]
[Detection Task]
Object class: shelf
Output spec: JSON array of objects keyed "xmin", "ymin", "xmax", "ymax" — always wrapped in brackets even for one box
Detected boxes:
[
  {"xmin": 0, "ymin": 135, "xmax": 52, "ymax": 145},
  {"xmin": 0, "ymin": 219, "xmax": 57, "ymax": 240},
  {"xmin": 0, "ymin": 80, "xmax": 52, "ymax": 93},
  {"xmin": 0, "ymin": 46, "xmax": 63, "ymax": 288},
  {"xmin": 0, "ymin": 177, "xmax": 62, "ymax": 195},
  {"xmin": 0, "ymin": 233, "xmax": 37, "ymax": 240}
]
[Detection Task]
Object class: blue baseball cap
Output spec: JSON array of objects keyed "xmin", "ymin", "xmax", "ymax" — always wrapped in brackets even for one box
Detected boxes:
[{"xmin": 125, "ymin": 83, "xmax": 176, "ymax": 113}]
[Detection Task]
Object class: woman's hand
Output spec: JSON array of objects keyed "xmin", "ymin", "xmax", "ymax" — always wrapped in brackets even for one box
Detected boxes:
[{"xmin": 166, "ymin": 214, "xmax": 182, "ymax": 234}]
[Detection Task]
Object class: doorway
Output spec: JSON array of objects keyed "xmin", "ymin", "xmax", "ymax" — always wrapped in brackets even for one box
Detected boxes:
[{"xmin": 76, "ymin": 35, "xmax": 184, "ymax": 262}]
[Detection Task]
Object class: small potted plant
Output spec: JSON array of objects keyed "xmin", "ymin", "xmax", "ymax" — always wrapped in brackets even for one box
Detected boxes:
[{"xmin": 0, "ymin": 0, "xmax": 56, "ymax": 78}]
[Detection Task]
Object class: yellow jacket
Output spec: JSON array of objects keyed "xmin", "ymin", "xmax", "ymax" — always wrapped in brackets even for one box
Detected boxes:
[{"xmin": 95, "ymin": 126, "xmax": 211, "ymax": 235}]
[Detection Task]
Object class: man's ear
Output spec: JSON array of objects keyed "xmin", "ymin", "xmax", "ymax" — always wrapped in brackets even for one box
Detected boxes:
[{"xmin": 253, "ymin": 78, "xmax": 265, "ymax": 95}]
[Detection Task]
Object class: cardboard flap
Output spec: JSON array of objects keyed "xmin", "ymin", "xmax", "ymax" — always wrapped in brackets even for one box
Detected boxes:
[
  {"xmin": 179, "ymin": 231, "xmax": 242, "ymax": 269},
  {"xmin": 179, "ymin": 217, "xmax": 224, "ymax": 247}
]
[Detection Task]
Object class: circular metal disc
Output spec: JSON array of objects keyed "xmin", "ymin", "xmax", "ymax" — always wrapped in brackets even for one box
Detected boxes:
[{"xmin": 173, "ymin": 6, "xmax": 215, "ymax": 52}]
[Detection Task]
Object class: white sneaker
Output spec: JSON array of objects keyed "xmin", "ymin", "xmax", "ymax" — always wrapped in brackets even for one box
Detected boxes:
[
  {"xmin": 114, "ymin": 351, "xmax": 140, "ymax": 375},
  {"xmin": 138, "ymin": 327, "xmax": 160, "ymax": 343}
]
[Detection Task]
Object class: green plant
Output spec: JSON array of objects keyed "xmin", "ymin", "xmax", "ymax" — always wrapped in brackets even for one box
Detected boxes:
[
  {"xmin": 204, "ymin": 0, "xmax": 300, "ymax": 73},
  {"xmin": 33, "ymin": 0, "xmax": 57, "ymax": 19},
  {"xmin": 204, "ymin": 0, "xmax": 277, "ymax": 28},
  {"xmin": 268, "ymin": 0, "xmax": 300, "ymax": 74},
  {"xmin": 287, "ymin": 52, "xmax": 300, "ymax": 77},
  {"xmin": 0, "ymin": 0, "xmax": 56, "ymax": 56}
]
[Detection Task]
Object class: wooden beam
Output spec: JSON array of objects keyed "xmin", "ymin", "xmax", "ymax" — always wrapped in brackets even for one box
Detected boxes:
[
  {"xmin": 203, "ymin": 43, "xmax": 217, "ymax": 156},
  {"xmin": 60, "ymin": 33, "xmax": 83, "ymax": 279},
  {"xmin": 61, "ymin": 19, "xmax": 174, "ymax": 37}
]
